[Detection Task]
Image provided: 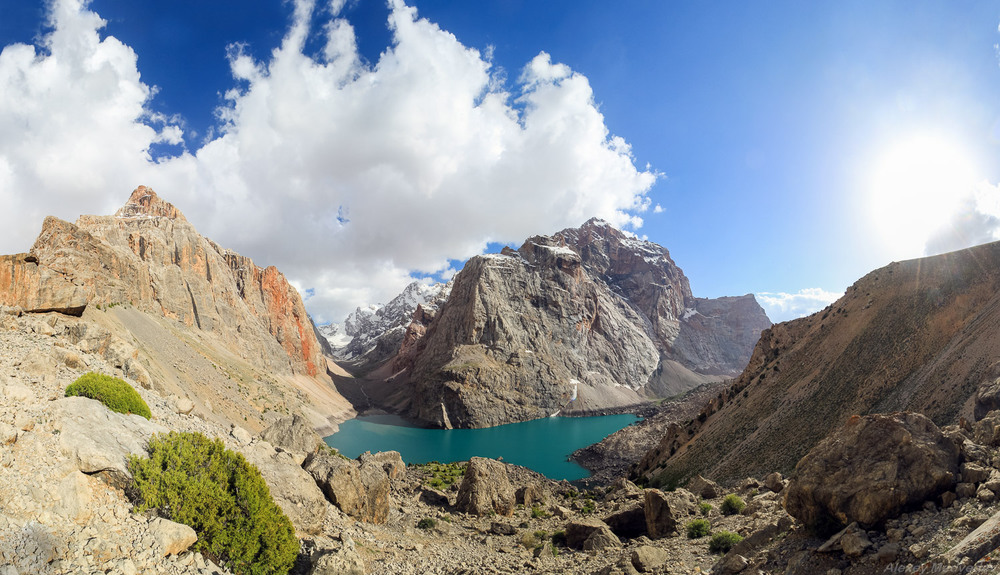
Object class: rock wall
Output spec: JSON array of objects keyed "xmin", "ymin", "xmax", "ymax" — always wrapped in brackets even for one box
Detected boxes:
[
  {"xmin": 3, "ymin": 186, "xmax": 325, "ymax": 378},
  {"xmin": 378, "ymin": 218, "xmax": 770, "ymax": 428}
]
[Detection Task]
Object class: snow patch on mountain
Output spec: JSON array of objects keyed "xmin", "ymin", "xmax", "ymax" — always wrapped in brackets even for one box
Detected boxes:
[{"xmin": 321, "ymin": 280, "xmax": 452, "ymax": 360}]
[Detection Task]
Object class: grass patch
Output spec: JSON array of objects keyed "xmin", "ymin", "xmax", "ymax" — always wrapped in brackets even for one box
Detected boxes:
[
  {"xmin": 65, "ymin": 372, "xmax": 151, "ymax": 420},
  {"xmin": 416, "ymin": 461, "xmax": 466, "ymax": 490},
  {"xmin": 417, "ymin": 518, "xmax": 437, "ymax": 530}
]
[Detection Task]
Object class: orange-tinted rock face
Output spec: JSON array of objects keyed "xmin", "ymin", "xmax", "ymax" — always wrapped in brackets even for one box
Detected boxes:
[{"xmin": 0, "ymin": 186, "xmax": 326, "ymax": 378}]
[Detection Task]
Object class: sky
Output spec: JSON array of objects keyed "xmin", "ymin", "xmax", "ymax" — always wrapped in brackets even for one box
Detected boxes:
[{"xmin": 2, "ymin": 1, "xmax": 1000, "ymax": 324}]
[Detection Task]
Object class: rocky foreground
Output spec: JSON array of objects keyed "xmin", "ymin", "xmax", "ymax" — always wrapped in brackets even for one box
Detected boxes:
[{"xmin": 9, "ymin": 294, "xmax": 1000, "ymax": 574}]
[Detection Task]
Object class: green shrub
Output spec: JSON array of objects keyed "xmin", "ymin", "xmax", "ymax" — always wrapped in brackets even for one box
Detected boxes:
[
  {"xmin": 551, "ymin": 530, "xmax": 567, "ymax": 547},
  {"xmin": 720, "ymin": 494, "xmax": 746, "ymax": 516},
  {"xmin": 417, "ymin": 518, "xmax": 437, "ymax": 530},
  {"xmin": 709, "ymin": 530, "xmax": 744, "ymax": 553},
  {"xmin": 699, "ymin": 502, "xmax": 713, "ymax": 516},
  {"xmin": 531, "ymin": 504, "xmax": 548, "ymax": 519},
  {"xmin": 581, "ymin": 499, "xmax": 596, "ymax": 515},
  {"xmin": 686, "ymin": 519, "xmax": 711, "ymax": 539},
  {"xmin": 65, "ymin": 372, "xmax": 151, "ymax": 419},
  {"xmin": 127, "ymin": 432, "xmax": 298, "ymax": 575}
]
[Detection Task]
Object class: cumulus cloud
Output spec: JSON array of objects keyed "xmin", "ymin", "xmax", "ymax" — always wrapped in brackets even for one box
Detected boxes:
[
  {"xmin": 924, "ymin": 182, "xmax": 1000, "ymax": 256},
  {"xmin": 0, "ymin": 0, "xmax": 657, "ymax": 323},
  {"xmin": 756, "ymin": 288, "xmax": 842, "ymax": 323}
]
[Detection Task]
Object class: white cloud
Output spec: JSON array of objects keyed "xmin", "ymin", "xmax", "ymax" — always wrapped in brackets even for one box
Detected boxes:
[
  {"xmin": 924, "ymin": 181, "xmax": 1000, "ymax": 256},
  {"xmin": 0, "ymin": 0, "xmax": 658, "ymax": 323},
  {"xmin": 653, "ymin": 204, "xmax": 664, "ymax": 213},
  {"xmin": 756, "ymin": 288, "xmax": 842, "ymax": 323}
]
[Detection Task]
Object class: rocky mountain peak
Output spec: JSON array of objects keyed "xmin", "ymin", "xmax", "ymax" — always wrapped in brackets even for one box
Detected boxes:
[{"xmin": 114, "ymin": 185, "xmax": 187, "ymax": 221}]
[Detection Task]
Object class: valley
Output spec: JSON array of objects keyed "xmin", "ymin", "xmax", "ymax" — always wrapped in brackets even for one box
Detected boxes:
[{"xmin": 7, "ymin": 187, "xmax": 1000, "ymax": 575}]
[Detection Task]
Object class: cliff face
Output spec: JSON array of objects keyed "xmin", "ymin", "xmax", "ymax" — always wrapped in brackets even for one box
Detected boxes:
[
  {"xmin": 0, "ymin": 186, "xmax": 352, "ymax": 431},
  {"xmin": 634, "ymin": 239, "xmax": 1000, "ymax": 485},
  {"xmin": 370, "ymin": 218, "xmax": 770, "ymax": 428}
]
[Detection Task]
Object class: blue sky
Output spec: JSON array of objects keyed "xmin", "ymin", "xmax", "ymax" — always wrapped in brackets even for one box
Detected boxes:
[{"xmin": 2, "ymin": 1, "xmax": 1000, "ymax": 323}]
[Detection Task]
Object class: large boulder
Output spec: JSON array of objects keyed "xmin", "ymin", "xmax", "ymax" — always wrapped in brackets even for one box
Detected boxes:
[
  {"xmin": 54, "ymin": 396, "xmax": 167, "ymax": 480},
  {"xmin": 604, "ymin": 504, "xmax": 647, "ymax": 538},
  {"xmin": 564, "ymin": 518, "xmax": 622, "ymax": 551},
  {"xmin": 304, "ymin": 451, "xmax": 391, "ymax": 524},
  {"xmin": 455, "ymin": 457, "xmax": 515, "ymax": 517},
  {"xmin": 784, "ymin": 412, "xmax": 960, "ymax": 530},
  {"xmin": 260, "ymin": 414, "xmax": 324, "ymax": 464},
  {"xmin": 643, "ymin": 489, "xmax": 681, "ymax": 539},
  {"xmin": 244, "ymin": 442, "xmax": 329, "ymax": 535},
  {"xmin": 358, "ymin": 451, "xmax": 406, "ymax": 480}
]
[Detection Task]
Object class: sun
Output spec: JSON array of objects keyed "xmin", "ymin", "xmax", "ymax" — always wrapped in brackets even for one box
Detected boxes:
[{"xmin": 868, "ymin": 133, "xmax": 978, "ymax": 258}]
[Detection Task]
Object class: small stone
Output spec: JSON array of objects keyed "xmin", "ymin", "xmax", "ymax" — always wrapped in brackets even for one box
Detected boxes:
[
  {"xmin": 977, "ymin": 485, "xmax": 996, "ymax": 503},
  {"xmin": 231, "ymin": 425, "xmax": 252, "ymax": 445},
  {"xmin": 876, "ymin": 543, "xmax": 900, "ymax": 564},
  {"xmin": 718, "ymin": 554, "xmax": 749, "ymax": 575},
  {"xmin": 763, "ymin": 472, "xmax": 784, "ymax": 493},
  {"xmin": 956, "ymin": 483, "xmax": 977, "ymax": 499},
  {"xmin": 941, "ymin": 491, "xmax": 957, "ymax": 508}
]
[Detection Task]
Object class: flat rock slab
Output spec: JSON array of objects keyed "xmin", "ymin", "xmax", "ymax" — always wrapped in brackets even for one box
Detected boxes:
[{"xmin": 942, "ymin": 508, "xmax": 1000, "ymax": 565}]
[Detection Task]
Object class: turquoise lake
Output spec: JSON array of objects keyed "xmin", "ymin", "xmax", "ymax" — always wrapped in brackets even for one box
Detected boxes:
[{"xmin": 324, "ymin": 413, "xmax": 640, "ymax": 481}]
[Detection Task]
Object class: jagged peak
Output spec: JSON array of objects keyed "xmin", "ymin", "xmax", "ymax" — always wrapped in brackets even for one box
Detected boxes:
[{"xmin": 114, "ymin": 186, "xmax": 186, "ymax": 221}]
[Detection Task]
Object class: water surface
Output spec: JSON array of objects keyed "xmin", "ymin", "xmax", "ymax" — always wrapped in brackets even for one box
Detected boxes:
[{"xmin": 324, "ymin": 413, "xmax": 639, "ymax": 481}]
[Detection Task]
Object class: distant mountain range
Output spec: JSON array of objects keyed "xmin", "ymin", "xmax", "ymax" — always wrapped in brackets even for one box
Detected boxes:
[{"xmin": 328, "ymin": 218, "xmax": 772, "ymax": 428}]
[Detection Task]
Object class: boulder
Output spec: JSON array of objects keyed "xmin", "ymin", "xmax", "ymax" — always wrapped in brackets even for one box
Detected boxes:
[
  {"xmin": 54, "ymin": 396, "xmax": 167, "ymax": 479},
  {"xmin": 230, "ymin": 425, "xmax": 252, "ymax": 445},
  {"xmin": 419, "ymin": 488, "xmax": 450, "ymax": 507},
  {"xmin": 244, "ymin": 443, "xmax": 328, "ymax": 535},
  {"xmin": 310, "ymin": 545, "xmax": 365, "ymax": 575},
  {"xmin": 148, "ymin": 518, "xmax": 198, "ymax": 556},
  {"xmin": 784, "ymin": 412, "xmax": 959, "ymax": 529},
  {"xmin": 358, "ymin": 451, "xmax": 406, "ymax": 480},
  {"xmin": 643, "ymin": 489, "xmax": 678, "ymax": 539},
  {"xmin": 631, "ymin": 545, "xmax": 667, "ymax": 572},
  {"xmin": 604, "ymin": 504, "xmax": 647, "ymax": 538},
  {"xmin": 763, "ymin": 472, "xmax": 784, "ymax": 493},
  {"xmin": 974, "ymin": 410, "xmax": 1000, "ymax": 446},
  {"xmin": 455, "ymin": 457, "xmax": 515, "ymax": 517},
  {"xmin": 260, "ymin": 414, "xmax": 323, "ymax": 462},
  {"xmin": 304, "ymin": 451, "xmax": 391, "ymax": 524},
  {"xmin": 515, "ymin": 484, "xmax": 545, "ymax": 507},
  {"xmin": 687, "ymin": 475, "xmax": 721, "ymax": 499},
  {"xmin": 564, "ymin": 519, "xmax": 621, "ymax": 551}
]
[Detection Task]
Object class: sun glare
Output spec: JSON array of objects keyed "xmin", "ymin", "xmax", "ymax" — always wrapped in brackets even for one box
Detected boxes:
[{"xmin": 868, "ymin": 134, "xmax": 978, "ymax": 258}]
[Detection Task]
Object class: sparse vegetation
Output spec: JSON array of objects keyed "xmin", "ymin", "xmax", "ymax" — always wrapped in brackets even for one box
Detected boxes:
[
  {"xmin": 417, "ymin": 461, "xmax": 466, "ymax": 490},
  {"xmin": 551, "ymin": 530, "xmax": 567, "ymax": 547},
  {"xmin": 581, "ymin": 499, "xmax": 596, "ymax": 515},
  {"xmin": 686, "ymin": 519, "xmax": 711, "ymax": 539},
  {"xmin": 699, "ymin": 502, "xmax": 713, "ymax": 516},
  {"xmin": 531, "ymin": 504, "xmax": 548, "ymax": 519},
  {"xmin": 417, "ymin": 518, "xmax": 437, "ymax": 530},
  {"xmin": 709, "ymin": 530, "xmax": 744, "ymax": 553},
  {"xmin": 720, "ymin": 493, "xmax": 746, "ymax": 516},
  {"xmin": 65, "ymin": 372, "xmax": 151, "ymax": 420},
  {"xmin": 127, "ymin": 432, "xmax": 298, "ymax": 575}
]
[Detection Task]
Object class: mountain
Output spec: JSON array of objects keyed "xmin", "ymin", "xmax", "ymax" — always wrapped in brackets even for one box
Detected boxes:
[
  {"xmin": 350, "ymin": 218, "xmax": 771, "ymax": 428},
  {"xmin": 324, "ymin": 281, "xmax": 451, "ymax": 372},
  {"xmin": 633, "ymin": 239, "xmax": 1000, "ymax": 486},
  {"xmin": 0, "ymin": 186, "xmax": 353, "ymax": 433}
]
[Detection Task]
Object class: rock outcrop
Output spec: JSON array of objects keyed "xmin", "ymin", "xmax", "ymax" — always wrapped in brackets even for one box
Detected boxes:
[
  {"xmin": 0, "ymin": 186, "xmax": 353, "ymax": 433},
  {"xmin": 362, "ymin": 218, "xmax": 770, "ymax": 428},
  {"xmin": 634, "ymin": 240, "xmax": 1000, "ymax": 484},
  {"xmin": 455, "ymin": 457, "xmax": 516, "ymax": 516},
  {"xmin": 304, "ymin": 450, "xmax": 392, "ymax": 524}
]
